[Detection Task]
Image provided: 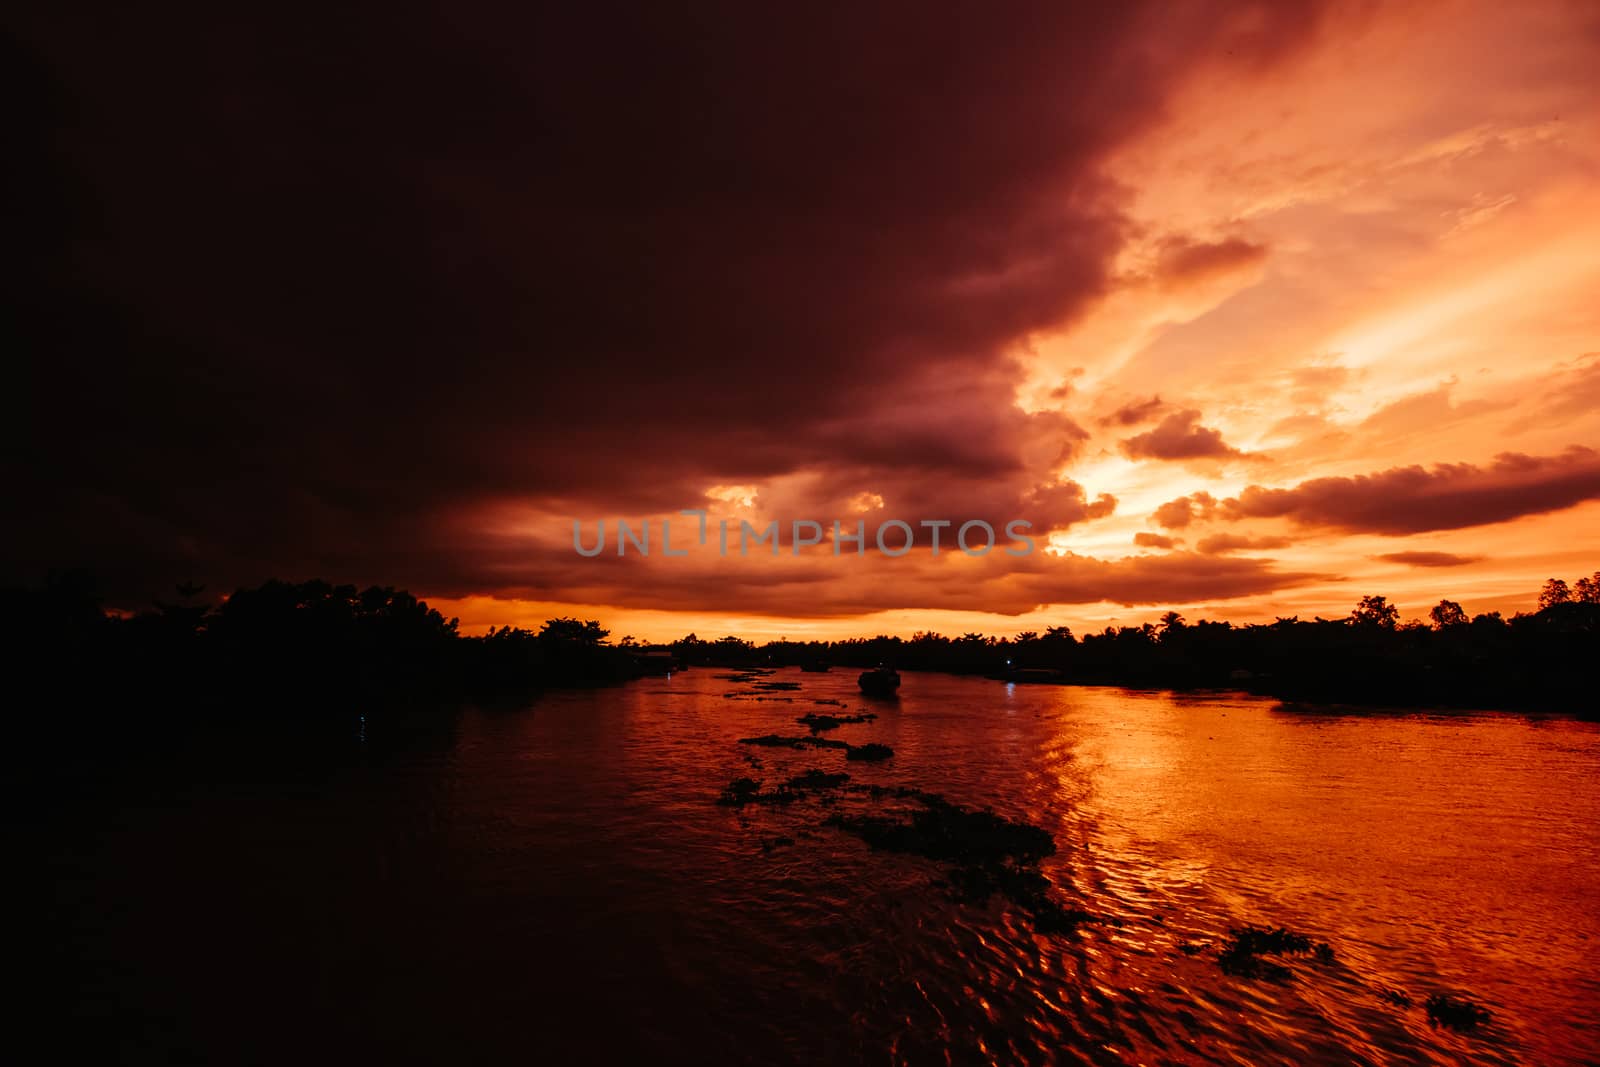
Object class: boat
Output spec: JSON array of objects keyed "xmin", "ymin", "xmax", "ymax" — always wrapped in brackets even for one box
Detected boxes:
[{"xmin": 857, "ymin": 667, "xmax": 901, "ymax": 696}]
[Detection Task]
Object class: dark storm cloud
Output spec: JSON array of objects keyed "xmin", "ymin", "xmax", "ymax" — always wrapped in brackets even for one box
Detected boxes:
[
  {"xmin": 6, "ymin": 2, "xmax": 1342, "ymax": 604},
  {"xmin": 507, "ymin": 545, "xmax": 1317, "ymax": 617},
  {"xmin": 1220, "ymin": 447, "xmax": 1600, "ymax": 534}
]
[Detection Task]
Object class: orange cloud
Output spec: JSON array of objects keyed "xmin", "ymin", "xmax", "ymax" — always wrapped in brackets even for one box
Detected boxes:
[{"xmin": 1121, "ymin": 411, "xmax": 1247, "ymax": 462}]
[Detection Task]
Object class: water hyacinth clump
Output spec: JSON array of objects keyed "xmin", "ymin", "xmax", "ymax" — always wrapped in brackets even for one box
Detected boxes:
[
  {"xmin": 1215, "ymin": 925, "xmax": 1336, "ymax": 982},
  {"xmin": 796, "ymin": 711, "xmax": 877, "ymax": 734},
  {"xmin": 716, "ymin": 777, "xmax": 800, "ymax": 808},
  {"xmin": 784, "ymin": 769, "xmax": 851, "ymax": 791},
  {"xmin": 1425, "ymin": 992, "xmax": 1492, "ymax": 1032},
  {"xmin": 739, "ymin": 734, "xmax": 850, "ymax": 751},
  {"xmin": 826, "ymin": 794, "xmax": 1056, "ymax": 868}
]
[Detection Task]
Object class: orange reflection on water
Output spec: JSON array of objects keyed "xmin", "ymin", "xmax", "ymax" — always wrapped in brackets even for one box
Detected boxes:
[{"xmin": 1037, "ymin": 687, "xmax": 1600, "ymax": 1063}]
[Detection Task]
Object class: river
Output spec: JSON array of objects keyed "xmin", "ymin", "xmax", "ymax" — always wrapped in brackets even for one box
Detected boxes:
[{"xmin": 35, "ymin": 670, "xmax": 1600, "ymax": 1064}]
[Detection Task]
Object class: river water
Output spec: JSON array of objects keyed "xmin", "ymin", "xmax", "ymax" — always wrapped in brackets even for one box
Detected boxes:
[{"xmin": 37, "ymin": 670, "xmax": 1600, "ymax": 1064}]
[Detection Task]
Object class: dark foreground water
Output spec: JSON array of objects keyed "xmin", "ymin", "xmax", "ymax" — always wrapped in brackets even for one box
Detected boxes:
[{"xmin": 31, "ymin": 671, "xmax": 1600, "ymax": 1065}]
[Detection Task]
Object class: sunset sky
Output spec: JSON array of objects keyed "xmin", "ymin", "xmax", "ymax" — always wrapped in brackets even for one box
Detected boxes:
[{"xmin": 10, "ymin": 0, "xmax": 1600, "ymax": 641}]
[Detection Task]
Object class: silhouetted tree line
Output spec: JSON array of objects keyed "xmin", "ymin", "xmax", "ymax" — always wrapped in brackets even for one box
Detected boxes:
[
  {"xmin": 672, "ymin": 575, "xmax": 1598, "ymax": 715},
  {"xmin": 5, "ymin": 570, "xmax": 1595, "ymax": 756},
  {"xmin": 0, "ymin": 577, "xmax": 643, "ymax": 751}
]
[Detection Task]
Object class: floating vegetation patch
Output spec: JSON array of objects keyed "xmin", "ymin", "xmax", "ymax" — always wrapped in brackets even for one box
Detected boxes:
[
  {"xmin": 784, "ymin": 769, "xmax": 851, "ymax": 791},
  {"xmin": 739, "ymin": 734, "xmax": 850, "ymax": 750},
  {"xmin": 942, "ymin": 860, "xmax": 1052, "ymax": 903},
  {"xmin": 825, "ymin": 794, "xmax": 1108, "ymax": 935},
  {"xmin": 1030, "ymin": 900, "xmax": 1105, "ymax": 934},
  {"xmin": 813, "ymin": 698, "xmax": 844, "ymax": 707},
  {"xmin": 844, "ymin": 783, "xmax": 935, "ymax": 801},
  {"xmin": 717, "ymin": 776, "xmax": 762, "ymax": 804},
  {"xmin": 945, "ymin": 862, "xmax": 1102, "ymax": 933},
  {"xmin": 1215, "ymin": 925, "xmax": 1336, "ymax": 982},
  {"xmin": 826, "ymin": 794, "xmax": 1055, "ymax": 868},
  {"xmin": 1379, "ymin": 988, "xmax": 1413, "ymax": 1008},
  {"xmin": 754, "ymin": 681, "xmax": 802, "ymax": 691},
  {"xmin": 797, "ymin": 711, "xmax": 877, "ymax": 733},
  {"xmin": 737, "ymin": 734, "xmax": 890, "ymax": 761},
  {"xmin": 1424, "ymin": 992, "xmax": 1492, "ymax": 1032},
  {"xmin": 716, "ymin": 777, "xmax": 801, "ymax": 808}
]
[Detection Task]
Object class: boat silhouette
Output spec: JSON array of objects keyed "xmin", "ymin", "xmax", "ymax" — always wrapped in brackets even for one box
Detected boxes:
[{"xmin": 857, "ymin": 667, "xmax": 900, "ymax": 696}]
